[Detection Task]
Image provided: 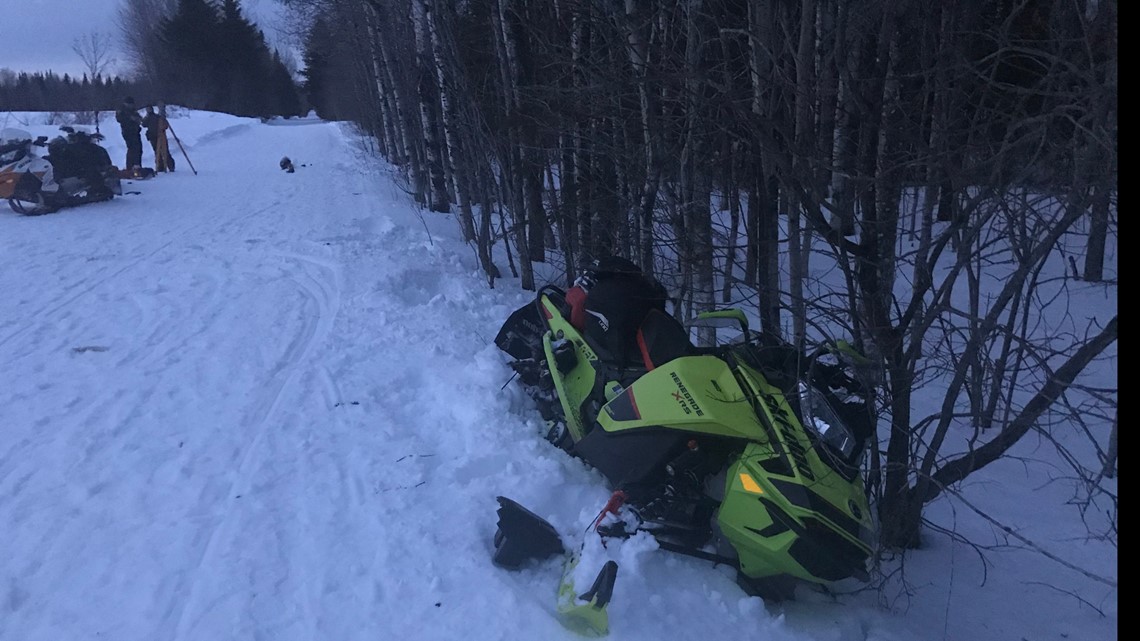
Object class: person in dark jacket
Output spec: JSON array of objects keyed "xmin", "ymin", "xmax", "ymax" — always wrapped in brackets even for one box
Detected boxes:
[{"xmin": 116, "ymin": 96, "xmax": 143, "ymax": 171}]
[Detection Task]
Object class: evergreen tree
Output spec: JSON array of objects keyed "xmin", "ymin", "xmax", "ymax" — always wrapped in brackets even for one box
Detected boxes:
[
  {"xmin": 158, "ymin": 0, "xmax": 222, "ymax": 109},
  {"xmin": 152, "ymin": 0, "xmax": 299, "ymax": 117},
  {"xmin": 216, "ymin": 0, "xmax": 268, "ymax": 116},
  {"xmin": 269, "ymin": 52, "xmax": 302, "ymax": 117},
  {"xmin": 300, "ymin": 16, "xmax": 335, "ymax": 119}
]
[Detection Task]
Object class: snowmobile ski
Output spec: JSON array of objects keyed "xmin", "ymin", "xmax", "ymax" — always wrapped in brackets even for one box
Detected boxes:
[
  {"xmin": 491, "ymin": 496, "xmax": 564, "ymax": 569},
  {"xmin": 492, "ymin": 495, "xmax": 622, "ymax": 636},
  {"xmin": 556, "ymin": 555, "xmax": 618, "ymax": 637}
]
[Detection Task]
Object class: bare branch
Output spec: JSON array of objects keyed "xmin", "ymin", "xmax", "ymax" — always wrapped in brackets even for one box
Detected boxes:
[{"xmin": 71, "ymin": 31, "xmax": 116, "ymax": 79}]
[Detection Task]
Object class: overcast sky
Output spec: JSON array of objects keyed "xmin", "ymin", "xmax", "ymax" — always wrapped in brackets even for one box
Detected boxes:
[{"xmin": 0, "ymin": 0, "xmax": 295, "ymax": 79}]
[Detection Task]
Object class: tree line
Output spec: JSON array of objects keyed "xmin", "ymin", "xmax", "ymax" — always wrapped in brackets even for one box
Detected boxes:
[
  {"xmin": 0, "ymin": 70, "xmax": 143, "ymax": 114},
  {"xmin": 295, "ymin": 0, "xmax": 1116, "ymax": 575},
  {"xmin": 119, "ymin": 0, "xmax": 301, "ymax": 118},
  {"xmin": 3, "ymin": 2, "xmax": 301, "ymax": 120}
]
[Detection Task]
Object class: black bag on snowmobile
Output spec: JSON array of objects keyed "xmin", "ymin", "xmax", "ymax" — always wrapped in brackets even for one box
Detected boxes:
[
  {"xmin": 564, "ymin": 256, "xmax": 669, "ymax": 368},
  {"xmin": 581, "ymin": 277, "xmax": 667, "ymax": 367}
]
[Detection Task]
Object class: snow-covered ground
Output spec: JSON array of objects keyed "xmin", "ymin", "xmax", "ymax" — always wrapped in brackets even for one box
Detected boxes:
[{"xmin": 0, "ymin": 110, "xmax": 1116, "ymax": 641}]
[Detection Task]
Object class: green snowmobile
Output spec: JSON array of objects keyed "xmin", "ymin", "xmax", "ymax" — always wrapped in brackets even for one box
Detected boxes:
[{"xmin": 493, "ymin": 283, "xmax": 877, "ymax": 634}]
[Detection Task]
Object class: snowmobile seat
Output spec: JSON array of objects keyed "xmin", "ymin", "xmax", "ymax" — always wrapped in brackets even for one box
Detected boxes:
[
  {"xmin": 579, "ymin": 273, "xmax": 668, "ymax": 368},
  {"xmin": 635, "ymin": 309, "xmax": 693, "ymax": 370}
]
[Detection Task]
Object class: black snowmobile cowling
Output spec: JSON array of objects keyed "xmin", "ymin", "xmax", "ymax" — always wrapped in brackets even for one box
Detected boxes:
[{"xmin": 493, "ymin": 284, "xmax": 878, "ymax": 605}]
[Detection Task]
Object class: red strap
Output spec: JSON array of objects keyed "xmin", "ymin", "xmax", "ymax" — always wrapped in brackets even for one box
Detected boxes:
[
  {"xmin": 566, "ymin": 286, "xmax": 587, "ymax": 330},
  {"xmin": 637, "ymin": 328, "xmax": 654, "ymax": 371}
]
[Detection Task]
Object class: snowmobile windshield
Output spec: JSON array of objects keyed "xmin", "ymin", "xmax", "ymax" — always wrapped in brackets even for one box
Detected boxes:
[
  {"xmin": 0, "ymin": 128, "xmax": 33, "ymax": 145},
  {"xmin": 796, "ymin": 381, "xmax": 858, "ymax": 460},
  {"xmin": 731, "ymin": 335, "xmax": 871, "ymax": 476}
]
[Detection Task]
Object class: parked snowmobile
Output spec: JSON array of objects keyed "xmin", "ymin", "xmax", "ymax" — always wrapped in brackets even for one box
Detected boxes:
[
  {"xmin": 0, "ymin": 126, "xmax": 122, "ymax": 215},
  {"xmin": 492, "ymin": 276, "xmax": 878, "ymax": 633}
]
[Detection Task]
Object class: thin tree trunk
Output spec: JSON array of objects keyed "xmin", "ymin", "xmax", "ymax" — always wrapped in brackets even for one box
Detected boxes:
[
  {"xmin": 684, "ymin": 0, "xmax": 714, "ymax": 344},
  {"xmin": 789, "ymin": 0, "xmax": 817, "ymax": 349},
  {"xmin": 748, "ymin": 0, "xmax": 782, "ymax": 338},
  {"xmin": 1084, "ymin": 181, "xmax": 1111, "ymax": 281},
  {"xmin": 626, "ymin": 0, "xmax": 659, "ymax": 273},
  {"xmin": 369, "ymin": 5, "xmax": 424, "ymax": 201},
  {"xmin": 412, "ymin": 0, "xmax": 450, "ymax": 212},
  {"xmin": 427, "ymin": 0, "xmax": 476, "ymax": 242},
  {"xmin": 828, "ymin": 0, "xmax": 857, "ymax": 236},
  {"xmin": 492, "ymin": 0, "xmax": 533, "ymax": 289}
]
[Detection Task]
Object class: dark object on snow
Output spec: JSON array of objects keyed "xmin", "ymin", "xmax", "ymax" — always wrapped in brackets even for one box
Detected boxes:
[
  {"xmin": 280, "ymin": 156, "xmax": 295, "ymax": 173},
  {"xmin": 120, "ymin": 166, "xmax": 156, "ymax": 179},
  {"xmin": 492, "ymin": 496, "xmax": 565, "ymax": 569}
]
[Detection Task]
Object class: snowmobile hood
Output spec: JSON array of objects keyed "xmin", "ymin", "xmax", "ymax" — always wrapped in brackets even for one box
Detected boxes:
[
  {"xmin": 718, "ymin": 445, "xmax": 874, "ymax": 583},
  {"xmin": 598, "ymin": 355, "xmax": 767, "ymax": 441}
]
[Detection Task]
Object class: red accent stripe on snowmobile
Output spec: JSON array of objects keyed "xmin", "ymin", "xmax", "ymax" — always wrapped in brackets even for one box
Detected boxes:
[
  {"xmin": 628, "ymin": 388, "xmax": 641, "ymax": 418},
  {"xmin": 637, "ymin": 328, "xmax": 654, "ymax": 371}
]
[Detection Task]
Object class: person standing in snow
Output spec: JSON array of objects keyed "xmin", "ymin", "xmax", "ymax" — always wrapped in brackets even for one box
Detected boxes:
[
  {"xmin": 141, "ymin": 105, "xmax": 158, "ymax": 164},
  {"xmin": 156, "ymin": 101, "xmax": 175, "ymax": 172},
  {"xmin": 142, "ymin": 103, "xmax": 175, "ymax": 172},
  {"xmin": 116, "ymin": 96, "xmax": 143, "ymax": 171}
]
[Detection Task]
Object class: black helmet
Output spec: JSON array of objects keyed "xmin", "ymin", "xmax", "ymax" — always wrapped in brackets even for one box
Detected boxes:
[
  {"xmin": 591, "ymin": 255, "xmax": 641, "ymax": 276},
  {"xmin": 574, "ymin": 255, "xmax": 643, "ymax": 290}
]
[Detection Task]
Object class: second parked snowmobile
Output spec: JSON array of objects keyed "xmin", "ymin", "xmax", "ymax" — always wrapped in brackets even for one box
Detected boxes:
[{"xmin": 0, "ymin": 126, "xmax": 122, "ymax": 215}]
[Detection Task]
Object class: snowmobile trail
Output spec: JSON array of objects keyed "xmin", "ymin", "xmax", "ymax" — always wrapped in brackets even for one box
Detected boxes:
[{"xmin": 0, "ymin": 116, "xmax": 379, "ymax": 641}]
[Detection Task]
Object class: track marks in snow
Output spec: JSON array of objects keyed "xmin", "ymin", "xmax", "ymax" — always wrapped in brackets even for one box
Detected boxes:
[
  {"xmin": 126, "ymin": 272, "xmax": 225, "ymax": 371},
  {"xmin": 0, "ymin": 119, "xmax": 367, "ymax": 641},
  {"xmin": 190, "ymin": 123, "xmax": 253, "ymax": 147},
  {"xmin": 0, "ymin": 239, "xmax": 176, "ymax": 351},
  {"xmin": 274, "ymin": 250, "xmax": 342, "ymax": 358},
  {"xmin": 0, "ymin": 117, "xmax": 562, "ymax": 641},
  {"xmin": 168, "ymin": 249, "xmax": 342, "ymax": 641}
]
